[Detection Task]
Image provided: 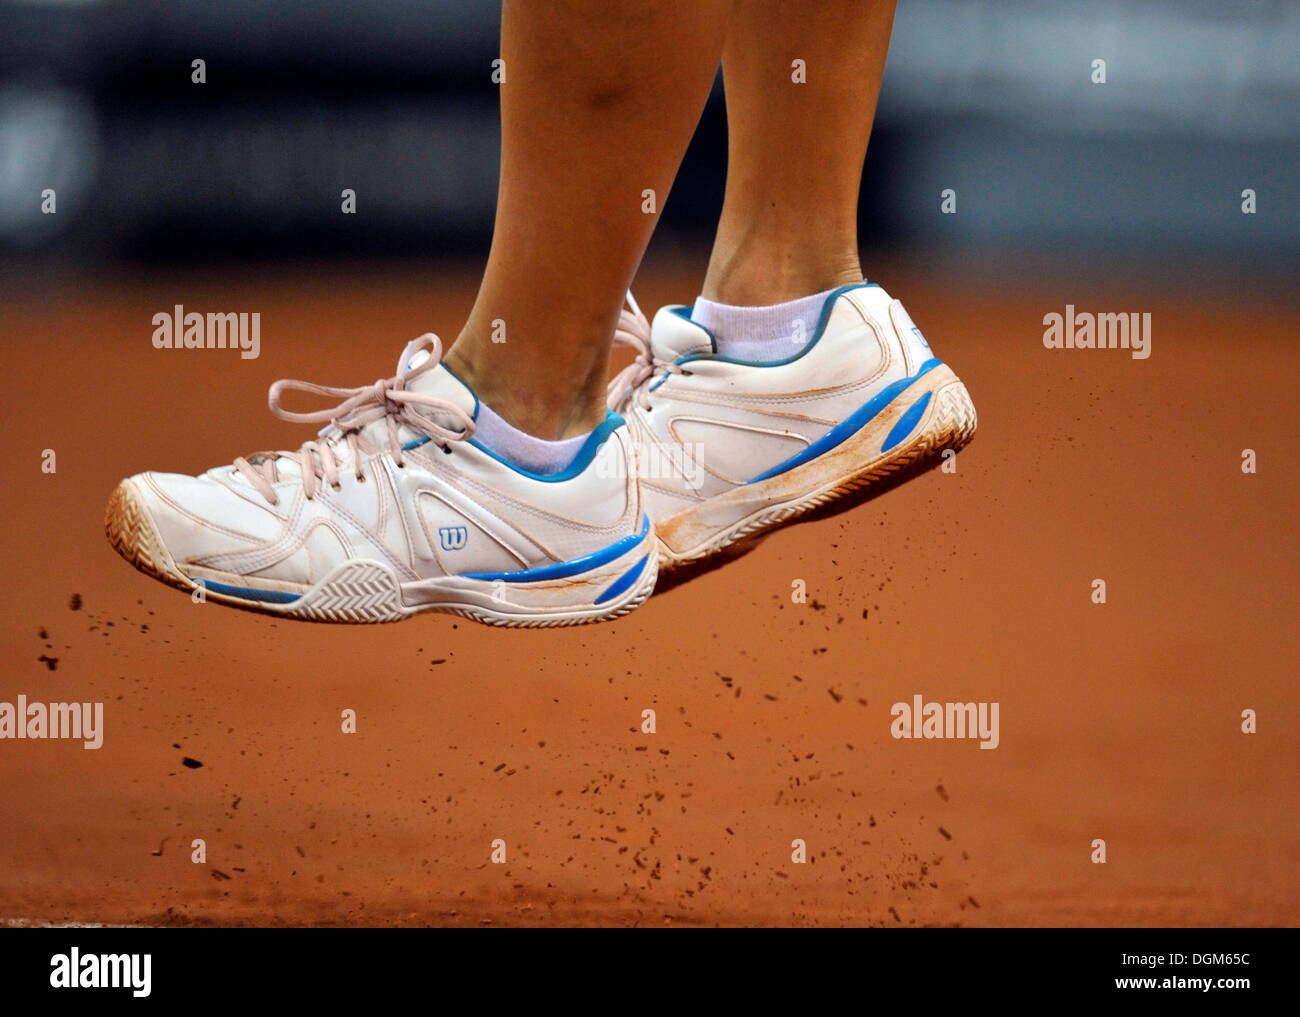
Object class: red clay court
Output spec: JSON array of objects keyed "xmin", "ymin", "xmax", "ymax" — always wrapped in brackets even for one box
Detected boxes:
[{"xmin": 2, "ymin": 254, "xmax": 1295, "ymax": 926}]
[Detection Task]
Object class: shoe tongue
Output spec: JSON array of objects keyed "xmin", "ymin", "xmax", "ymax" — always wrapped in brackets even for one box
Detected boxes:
[
  {"xmin": 650, "ymin": 305, "xmax": 715, "ymax": 361},
  {"xmin": 403, "ymin": 357, "xmax": 479, "ymax": 419}
]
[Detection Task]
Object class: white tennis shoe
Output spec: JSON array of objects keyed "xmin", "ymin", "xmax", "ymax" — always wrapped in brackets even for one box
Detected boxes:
[
  {"xmin": 106, "ymin": 335, "xmax": 656, "ymax": 626},
  {"xmin": 607, "ymin": 283, "xmax": 977, "ymax": 568}
]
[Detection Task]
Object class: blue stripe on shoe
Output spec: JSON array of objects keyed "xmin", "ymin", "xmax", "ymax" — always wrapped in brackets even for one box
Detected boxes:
[
  {"xmin": 198, "ymin": 578, "xmax": 301, "ymax": 604},
  {"xmin": 461, "ymin": 516, "xmax": 651, "ymax": 583},
  {"xmin": 594, "ymin": 554, "xmax": 650, "ymax": 605},
  {"xmin": 880, "ymin": 390, "xmax": 933, "ymax": 454},
  {"xmin": 746, "ymin": 358, "xmax": 942, "ymax": 484}
]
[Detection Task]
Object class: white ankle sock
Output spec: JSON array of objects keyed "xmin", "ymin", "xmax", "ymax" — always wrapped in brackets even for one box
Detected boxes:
[
  {"xmin": 473, "ymin": 400, "xmax": 588, "ymax": 475},
  {"xmin": 691, "ymin": 286, "xmax": 845, "ymax": 361}
]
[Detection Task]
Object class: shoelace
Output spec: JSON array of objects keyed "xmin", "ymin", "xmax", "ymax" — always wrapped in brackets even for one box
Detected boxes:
[
  {"xmin": 234, "ymin": 334, "xmax": 475, "ymax": 505},
  {"xmin": 605, "ymin": 292, "xmax": 691, "ymax": 412}
]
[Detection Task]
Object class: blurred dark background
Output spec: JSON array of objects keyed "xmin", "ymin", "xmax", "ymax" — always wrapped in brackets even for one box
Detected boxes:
[{"xmin": 2, "ymin": 0, "xmax": 1298, "ymax": 277}]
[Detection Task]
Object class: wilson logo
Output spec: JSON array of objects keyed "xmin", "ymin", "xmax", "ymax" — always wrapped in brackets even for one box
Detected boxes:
[{"xmin": 438, "ymin": 526, "xmax": 468, "ymax": 551}]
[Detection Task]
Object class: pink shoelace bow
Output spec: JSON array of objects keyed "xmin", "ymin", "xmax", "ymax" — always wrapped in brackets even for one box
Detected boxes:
[
  {"xmin": 234, "ymin": 334, "xmax": 475, "ymax": 505},
  {"xmin": 605, "ymin": 292, "xmax": 691, "ymax": 412}
]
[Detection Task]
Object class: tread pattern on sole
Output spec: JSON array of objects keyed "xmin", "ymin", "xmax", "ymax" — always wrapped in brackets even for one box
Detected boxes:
[
  {"xmin": 661, "ymin": 379, "xmax": 978, "ymax": 571},
  {"xmin": 105, "ymin": 481, "xmax": 188, "ymax": 593},
  {"xmin": 291, "ymin": 562, "xmax": 406, "ymax": 623}
]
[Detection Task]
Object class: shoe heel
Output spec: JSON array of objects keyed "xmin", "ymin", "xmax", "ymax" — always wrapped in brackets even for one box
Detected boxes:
[
  {"xmin": 880, "ymin": 369, "xmax": 978, "ymax": 468},
  {"xmin": 655, "ymin": 364, "xmax": 977, "ymax": 569}
]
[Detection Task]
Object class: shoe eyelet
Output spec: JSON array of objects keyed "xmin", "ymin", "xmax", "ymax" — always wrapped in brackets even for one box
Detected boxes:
[
  {"xmin": 441, "ymin": 445, "xmax": 452, "ymax": 455},
  {"xmin": 355, "ymin": 474, "xmax": 366, "ymax": 483}
]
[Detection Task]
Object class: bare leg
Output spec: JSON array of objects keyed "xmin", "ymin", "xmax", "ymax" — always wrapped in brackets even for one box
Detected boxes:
[
  {"xmin": 444, "ymin": 0, "xmax": 732, "ymax": 439},
  {"xmin": 703, "ymin": 0, "xmax": 898, "ymax": 306}
]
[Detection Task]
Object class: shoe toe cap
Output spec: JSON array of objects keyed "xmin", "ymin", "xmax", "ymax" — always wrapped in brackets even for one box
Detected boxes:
[{"xmin": 109, "ymin": 470, "xmax": 284, "ymax": 567}]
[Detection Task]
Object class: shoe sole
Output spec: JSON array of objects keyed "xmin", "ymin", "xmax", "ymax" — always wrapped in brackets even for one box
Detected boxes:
[
  {"xmin": 105, "ymin": 480, "xmax": 657, "ymax": 627},
  {"xmin": 655, "ymin": 362, "xmax": 977, "ymax": 569}
]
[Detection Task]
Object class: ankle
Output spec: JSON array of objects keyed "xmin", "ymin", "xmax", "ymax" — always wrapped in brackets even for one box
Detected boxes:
[
  {"xmin": 443, "ymin": 341, "xmax": 606, "ymax": 441},
  {"xmin": 702, "ymin": 238, "xmax": 863, "ymax": 307}
]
